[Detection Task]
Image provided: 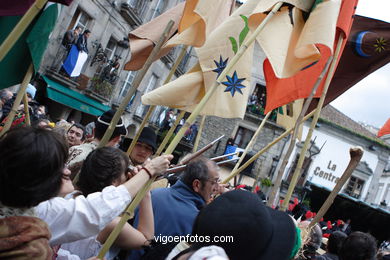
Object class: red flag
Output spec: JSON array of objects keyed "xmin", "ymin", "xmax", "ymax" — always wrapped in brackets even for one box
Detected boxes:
[
  {"xmin": 263, "ymin": 0, "xmax": 359, "ymax": 113},
  {"xmin": 0, "ymin": 0, "xmax": 73, "ymax": 16},
  {"xmin": 378, "ymin": 119, "xmax": 390, "ymax": 138}
]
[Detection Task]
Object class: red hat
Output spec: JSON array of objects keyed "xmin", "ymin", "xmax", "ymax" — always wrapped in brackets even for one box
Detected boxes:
[
  {"xmin": 293, "ymin": 198, "xmax": 299, "ymax": 205},
  {"xmin": 327, "ymin": 221, "xmax": 332, "ymax": 229},
  {"xmin": 305, "ymin": 211, "xmax": 313, "ymax": 219}
]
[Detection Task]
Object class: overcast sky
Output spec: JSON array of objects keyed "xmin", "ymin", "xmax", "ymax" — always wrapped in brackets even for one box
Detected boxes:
[{"xmin": 330, "ymin": 0, "xmax": 390, "ymax": 129}]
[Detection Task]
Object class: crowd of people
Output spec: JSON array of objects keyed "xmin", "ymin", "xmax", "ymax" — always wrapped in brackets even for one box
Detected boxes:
[{"xmin": 1, "ymin": 103, "xmax": 389, "ymax": 260}]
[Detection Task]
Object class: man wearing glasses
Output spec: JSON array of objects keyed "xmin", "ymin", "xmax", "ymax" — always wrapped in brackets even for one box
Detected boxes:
[{"xmin": 128, "ymin": 156, "xmax": 222, "ymax": 260}]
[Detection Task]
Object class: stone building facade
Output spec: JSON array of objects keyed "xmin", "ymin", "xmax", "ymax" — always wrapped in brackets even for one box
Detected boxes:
[{"xmin": 38, "ymin": 0, "xmax": 195, "ymax": 131}]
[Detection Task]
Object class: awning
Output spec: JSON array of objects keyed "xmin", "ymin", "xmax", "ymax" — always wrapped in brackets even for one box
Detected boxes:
[{"xmin": 43, "ymin": 76, "xmax": 110, "ymax": 116}]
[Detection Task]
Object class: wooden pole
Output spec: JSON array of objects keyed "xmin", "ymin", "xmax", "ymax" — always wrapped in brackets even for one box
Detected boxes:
[
  {"xmin": 23, "ymin": 93, "xmax": 31, "ymax": 126},
  {"xmin": 0, "ymin": 64, "xmax": 34, "ymax": 137},
  {"xmin": 222, "ymin": 110, "xmax": 316, "ymax": 185},
  {"xmin": 226, "ymin": 112, "xmax": 271, "ymax": 183},
  {"xmin": 155, "ymin": 110, "xmax": 185, "ymax": 156},
  {"xmin": 280, "ymin": 36, "xmax": 344, "ymax": 211},
  {"xmin": 266, "ymin": 55, "xmax": 332, "ymax": 208},
  {"xmin": 98, "ymin": 20, "xmax": 174, "ymax": 148},
  {"xmin": 0, "ymin": 0, "xmax": 48, "ymax": 61},
  {"xmin": 164, "ymin": 2, "xmax": 283, "ymax": 155},
  {"xmin": 126, "ymin": 45, "xmax": 189, "ymax": 156},
  {"xmin": 309, "ymin": 147, "xmax": 364, "ymax": 229},
  {"xmin": 98, "ymin": 5, "xmax": 283, "ymax": 258},
  {"xmin": 192, "ymin": 115, "xmax": 206, "ymax": 152}
]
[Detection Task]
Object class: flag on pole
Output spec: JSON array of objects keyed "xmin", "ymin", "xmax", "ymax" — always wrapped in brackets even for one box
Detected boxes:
[
  {"xmin": 308, "ymin": 15, "xmax": 390, "ymax": 112},
  {"xmin": 123, "ymin": 2, "xmax": 185, "ymax": 71},
  {"xmin": 262, "ymin": 0, "xmax": 358, "ymax": 113},
  {"xmin": 124, "ymin": 0, "xmax": 233, "ymax": 71},
  {"xmin": 62, "ymin": 44, "xmax": 89, "ymax": 77},
  {"xmin": 142, "ymin": 0, "xmax": 326, "ymax": 119},
  {"xmin": 378, "ymin": 119, "xmax": 390, "ymax": 138},
  {"xmin": 0, "ymin": 3, "xmax": 66, "ymax": 90},
  {"xmin": 0, "ymin": 0, "xmax": 72, "ymax": 16}
]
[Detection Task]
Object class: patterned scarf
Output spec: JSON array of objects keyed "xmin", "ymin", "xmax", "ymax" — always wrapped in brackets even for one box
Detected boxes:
[{"xmin": 0, "ymin": 203, "xmax": 53, "ymax": 260}]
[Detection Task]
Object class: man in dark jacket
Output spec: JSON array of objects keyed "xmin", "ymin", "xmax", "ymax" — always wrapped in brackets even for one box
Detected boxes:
[
  {"xmin": 76, "ymin": 29, "xmax": 91, "ymax": 54},
  {"xmin": 62, "ymin": 26, "xmax": 82, "ymax": 50},
  {"xmin": 128, "ymin": 157, "xmax": 220, "ymax": 259}
]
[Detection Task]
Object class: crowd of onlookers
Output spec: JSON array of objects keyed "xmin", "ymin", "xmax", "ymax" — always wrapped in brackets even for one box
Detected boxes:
[{"xmin": 1, "ymin": 88, "xmax": 389, "ymax": 260}]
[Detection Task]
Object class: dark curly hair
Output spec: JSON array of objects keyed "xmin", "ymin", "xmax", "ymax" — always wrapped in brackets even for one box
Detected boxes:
[
  {"xmin": 77, "ymin": 147, "xmax": 129, "ymax": 196},
  {"xmin": 0, "ymin": 127, "xmax": 68, "ymax": 207}
]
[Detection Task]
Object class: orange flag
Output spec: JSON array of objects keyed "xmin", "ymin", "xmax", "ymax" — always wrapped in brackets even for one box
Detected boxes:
[
  {"xmin": 378, "ymin": 119, "xmax": 390, "ymax": 138},
  {"xmin": 124, "ymin": 0, "xmax": 233, "ymax": 71},
  {"xmin": 262, "ymin": 0, "xmax": 358, "ymax": 113}
]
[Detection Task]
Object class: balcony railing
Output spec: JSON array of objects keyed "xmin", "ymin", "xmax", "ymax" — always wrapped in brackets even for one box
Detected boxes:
[
  {"xmin": 120, "ymin": 1, "xmax": 146, "ymax": 27},
  {"xmin": 246, "ymin": 104, "xmax": 278, "ymax": 122}
]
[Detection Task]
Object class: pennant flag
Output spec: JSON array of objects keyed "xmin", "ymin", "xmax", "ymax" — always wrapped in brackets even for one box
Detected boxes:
[
  {"xmin": 142, "ymin": 0, "xmax": 327, "ymax": 119},
  {"xmin": 262, "ymin": 0, "xmax": 358, "ymax": 113},
  {"xmin": 308, "ymin": 15, "xmax": 390, "ymax": 112},
  {"xmin": 0, "ymin": 0, "xmax": 72, "ymax": 16},
  {"xmin": 124, "ymin": 0, "xmax": 233, "ymax": 71},
  {"xmin": 124, "ymin": 2, "xmax": 185, "ymax": 71},
  {"xmin": 0, "ymin": 3, "xmax": 67, "ymax": 90},
  {"xmin": 378, "ymin": 119, "xmax": 390, "ymax": 138},
  {"xmin": 62, "ymin": 44, "xmax": 88, "ymax": 77}
]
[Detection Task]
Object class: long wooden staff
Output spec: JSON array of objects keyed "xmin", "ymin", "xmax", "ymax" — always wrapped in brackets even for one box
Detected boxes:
[
  {"xmin": 192, "ymin": 115, "xmax": 206, "ymax": 152},
  {"xmin": 98, "ymin": 20, "xmax": 174, "ymax": 148},
  {"xmin": 267, "ymin": 55, "xmax": 333, "ymax": 207},
  {"xmin": 163, "ymin": 2, "xmax": 283, "ymax": 155},
  {"xmin": 222, "ymin": 110, "xmax": 315, "ymax": 185},
  {"xmin": 98, "ymin": 4, "xmax": 283, "ymax": 258},
  {"xmin": 126, "ymin": 45, "xmax": 189, "ymax": 156},
  {"xmin": 309, "ymin": 147, "xmax": 364, "ymax": 229},
  {"xmin": 155, "ymin": 110, "xmax": 185, "ymax": 156},
  {"xmin": 0, "ymin": 0, "xmax": 49, "ymax": 61},
  {"xmin": 23, "ymin": 93, "xmax": 31, "ymax": 126},
  {"xmin": 0, "ymin": 64, "xmax": 34, "ymax": 137},
  {"xmin": 280, "ymin": 36, "xmax": 344, "ymax": 211}
]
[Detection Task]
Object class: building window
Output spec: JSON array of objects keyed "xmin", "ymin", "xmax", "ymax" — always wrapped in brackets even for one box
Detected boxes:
[
  {"xmin": 382, "ymin": 184, "xmax": 390, "ymax": 205},
  {"xmin": 233, "ymin": 126, "xmax": 254, "ymax": 149},
  {"xmin": 104, "ymin": 37, "xmax": 117, "ymax": 61},
  {"xmin": 150, "ymin": 0, "xmax": 166, "ymax": 20},
  {"xmin": 127, "ymin": 0, "xmax": 148, "ymax": 16},
  {"xmin": 375, "ymin": 183, "xmax": 384, "ymax": 204},
  {"xmin": 135, "ymin": 73, "xmax": 159, "ymax": 117},
  {"xmin": 117, "ymin": 71, "xmax": 137, "ymax": 108},
  {"xmin": 69, "ymin": 9, "xmax": 91, "ymax": 32},
  {"xmin": 344, "ymin": 176, "xmax": 365, "ymax": 199}
]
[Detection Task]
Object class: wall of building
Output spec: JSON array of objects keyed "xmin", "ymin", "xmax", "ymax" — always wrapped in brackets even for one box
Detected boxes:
[{"xmin": 282, "ymin": 121, "xmax": 388, "ymax": 202}]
